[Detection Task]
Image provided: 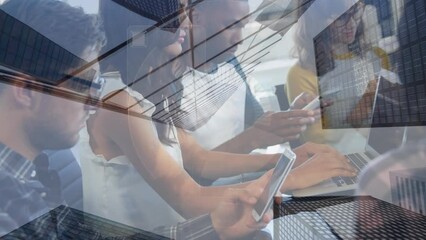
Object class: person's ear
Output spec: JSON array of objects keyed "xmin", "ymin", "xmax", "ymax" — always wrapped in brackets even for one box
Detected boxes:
[{"xmin": 11, "ymin": 84, "xmax": 37, "ymax": 108}]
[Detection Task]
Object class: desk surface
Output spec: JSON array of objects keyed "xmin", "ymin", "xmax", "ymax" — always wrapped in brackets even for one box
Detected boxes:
[{"xmin": 269, "ymin": 195, "xmax": 426, "ymax": 239}]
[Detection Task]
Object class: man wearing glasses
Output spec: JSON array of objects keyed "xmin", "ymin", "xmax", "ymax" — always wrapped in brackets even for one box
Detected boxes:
[{"xmin": 0, "ymin": 0, "xmax": 106, "ymax": 236}]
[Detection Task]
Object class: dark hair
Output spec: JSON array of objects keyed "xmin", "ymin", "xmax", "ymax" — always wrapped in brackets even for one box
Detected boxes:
[{"xmin": 100, "ymin": 0, "xmax": 185, "ymax": 145}]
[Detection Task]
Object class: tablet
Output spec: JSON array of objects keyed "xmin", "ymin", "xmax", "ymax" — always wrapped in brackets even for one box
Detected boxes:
[{"xmin": 252, "ymin": 148, "xmax": 296, "ymax": 222}]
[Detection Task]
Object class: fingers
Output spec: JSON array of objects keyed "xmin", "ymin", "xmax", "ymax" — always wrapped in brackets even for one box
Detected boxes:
[
  {"xmin": 254, "ymin": 111, "xmax": 316, "ymax": 135},
  {"xmin": 320, "ymin": 99, "xmax": 334, "ymax": 108},
  {"xmin": 290, "ymin": 152, "xmax": 359, "ymax": 189},
  {"xmin": 247, "ymin": 221, "xmax": 269, "ymax": 230},
  {"xmin": 224, "ymin": 188, "xmax": 259, "ymax": 206},
  {"xmin": 299, "ymin": 142, "xmax": 336, "ymax": 154},
  {"xmin": 331, "ymin": 169, "xmax": 358, "ymax": 177},
  {"xmin": 294, "ymin": 92, "xmax": 315, "ymax": 102},
  {"xmin": 263, "ymin": 209, "xmax": 274, "ymax": 223},
  {"xmin": 330, "ymin": 161, "xmax": 357, "ymax": 175},
  {"xmin": 273, "ymin": 125, "xmax": 307, "ymax": 136},
  {"xmin": 253, "ymin": 170, "xmax": 272, "ymax": 185},
  {"xmin": 258, "ymin": 118, "xmax": 311, "ymax": 135},
  {"xmin": 273, "ymin": 117, "xmax": 314, "ymax": 127},
  {"xmin": 316, "ymin": 143, "xmax": 336, "ymax": 152},
  {"xmin": 247, "ymin": 209, "xmax": 273, "ymax": 229},
  {"xmin": 236, "ymin": 173, "xmax": 274, "ymax": 205},
  {"xmin": 313, "ymin": 109, "xmax": 322, "ymax": 119},
  {"xmin": 323, "ymin": 154, "xmax": 357, "ymax": 175},
  {"xmin": 271, "ymin": 110, "xmax": 315, "ymax": 120},
  {"xmin": 274, "ymin": 195, "xmax": 283, "ymax": 204},
  {"xmin": 307, "ymin": 152, "xmax": 357, "ymax": 174},
  {"xmin": 291, "ymin": 93, "xmax": 316, "ymax": 109}
]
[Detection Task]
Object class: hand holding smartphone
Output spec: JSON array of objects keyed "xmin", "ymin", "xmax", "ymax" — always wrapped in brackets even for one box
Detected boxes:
[
  {"xmin": 252, "ymin": 149, "xmax": 296, "ymax": 222},
  {"xmin": 302, "ymin": 96, "xmax": 320, "ymax": 110}
]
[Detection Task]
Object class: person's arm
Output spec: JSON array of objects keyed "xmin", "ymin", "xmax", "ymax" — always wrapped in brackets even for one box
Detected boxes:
[
  {"xmin": 180, "ymin": 122, "xmax": 357, "ymax": 192},
  {"xmin": 178, "ymin": 129, "xmax": 279, "ymax": 180},
  {"xmin": 286, "ymin": 65, "xmax": 318, "ymax": 103},
  {"xmin": 212, "ymin": 110, "xmax": 315, "ymax": 154},
  {"xmin": 154, "ymin": 172, "xmax": 272, "ymax": 240},
  {"xmin": 98, "ymin": 91, "xmax": 356, "ymax": 218},
  {"xmin": 98, "ymin": 91, "xmax": 251, "ymax": 219},
  {"xmin": 212, "ymin": 125, "xmax": 276, "ymax": 154},
  {"xmin": 281, "ymin": 146, "xmax": 357, "ymax": 192},
  {"xmin": 286, "ymin": 64, "xmax": 343, "ymax": 144}
]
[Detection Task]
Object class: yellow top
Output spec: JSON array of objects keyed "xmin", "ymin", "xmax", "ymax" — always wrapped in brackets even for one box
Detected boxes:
[
  {"xmin": 287, "ymin": 64, "xmax": 340, "ymax": 144},
  {"xmin": 286, "ymin": 47, "xmax": 391, "ymax": 144}
]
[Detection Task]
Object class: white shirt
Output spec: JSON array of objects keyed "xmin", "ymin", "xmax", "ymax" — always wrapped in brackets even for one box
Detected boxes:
[
  {"xmin": 180, "ymin": 63, "xmax": 247, "ymax": 150},
  {"xmin": 78, "ymin": 72, "xmax": 185, "ymax": 232}
]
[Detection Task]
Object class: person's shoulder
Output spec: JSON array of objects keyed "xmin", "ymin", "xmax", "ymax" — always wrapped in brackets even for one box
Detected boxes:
[
  {"xmin": 289, "ymin": 63, "xmax": 314, "ymax": 75},
  {"xmin": 365, "ymin": 46, "xmax": 391, "ymax": 70},
  {"xmin": 367, "ymin": 47, "xmax": 389, "ymax": 63},
  {"xmin": 99, "ymin": 71, "xmax": 155, "ymax": 117},
  {"xmin": 288, "ymin": 63, "xmax": 316, "ymax": 82},
  {"xmin": 371, "ymin": 47, "xmax": 388, "ymax": 59}
]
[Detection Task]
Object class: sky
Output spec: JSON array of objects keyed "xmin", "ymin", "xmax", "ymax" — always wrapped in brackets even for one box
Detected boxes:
[{"xmin": 66, "ymin": 0, "xmax": 99, "ymax": 13}]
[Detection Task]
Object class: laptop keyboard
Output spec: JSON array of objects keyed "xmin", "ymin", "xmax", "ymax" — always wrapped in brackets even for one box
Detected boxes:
[{"xmin": 331, "ymin": 153, "xmax": 370, "ymax": 187}]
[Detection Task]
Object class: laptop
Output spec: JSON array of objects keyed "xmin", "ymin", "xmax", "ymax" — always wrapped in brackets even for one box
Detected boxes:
[{"xmin": 293, "ymin": 77, "xmax": 407, "ymax": 197}]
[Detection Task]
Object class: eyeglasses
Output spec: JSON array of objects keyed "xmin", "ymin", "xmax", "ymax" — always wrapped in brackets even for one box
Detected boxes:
[
  {"xmin": 66, "ymin": 74, "xmax": 106, "ymax": 100},
  {"xmin": 66, "ymin": 74, "xmax": 105, "ymax": 112},
  {"xmin": 0, "ymin": 67, "xmax": 106, "ymax": 106},
  {"xmin": 334, "ymin": 3, "xmax": 365, "ymax": 27}
]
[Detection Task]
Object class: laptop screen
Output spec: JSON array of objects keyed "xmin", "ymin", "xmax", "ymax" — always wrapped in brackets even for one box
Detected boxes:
[{"xmin": 366, "ymin": 77, "xmax": 406, "ymax": 155}]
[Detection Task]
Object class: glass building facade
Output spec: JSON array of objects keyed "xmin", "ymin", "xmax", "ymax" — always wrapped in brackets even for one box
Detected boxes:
[{"xmin": 0, "ymin": 9, "xmax": 93, "ymax": 87}]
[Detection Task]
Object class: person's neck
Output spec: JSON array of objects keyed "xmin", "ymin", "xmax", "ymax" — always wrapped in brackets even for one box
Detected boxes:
[{"xmin": 0, "ymin": 109, "xmax": 40, "ymax": 160}]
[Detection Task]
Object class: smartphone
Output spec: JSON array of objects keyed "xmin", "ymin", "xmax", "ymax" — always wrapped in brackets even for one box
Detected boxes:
[
  {"xmin": 302, "ymin": 96, "xmax": 320, "ymax": 110},
  {"xmin": 252, "ymin": 148, "xmax": 296, "ymax": 222}
]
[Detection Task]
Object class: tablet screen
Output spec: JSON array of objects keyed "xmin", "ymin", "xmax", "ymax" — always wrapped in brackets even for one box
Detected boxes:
[{"xmin": 253, "ymin": 150, "xmax": 295, "ymax": 218}]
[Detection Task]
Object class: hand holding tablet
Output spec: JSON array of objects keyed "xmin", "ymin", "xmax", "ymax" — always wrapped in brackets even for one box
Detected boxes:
[{"xmin": 252, "ymin": 149, "xmax": 296, "ymax": 222}]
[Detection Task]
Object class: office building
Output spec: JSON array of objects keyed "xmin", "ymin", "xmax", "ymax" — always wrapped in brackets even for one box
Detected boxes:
[
  {"xmin": 390, "ymin": 167, "xmax": 426, "ymax": 215},
  {"xmin": 0, "ymin": 9, "xmax": 93, "ymax": 87}
]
